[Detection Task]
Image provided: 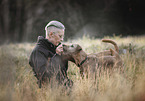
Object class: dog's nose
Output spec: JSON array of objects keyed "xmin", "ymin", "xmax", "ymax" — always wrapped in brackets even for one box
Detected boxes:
[{"xmin": 62, "ymin": 44, "xmax": 66, "ymax": 47}]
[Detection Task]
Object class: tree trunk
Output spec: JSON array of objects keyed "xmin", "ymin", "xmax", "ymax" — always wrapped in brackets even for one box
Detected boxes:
[{"xmin": 3, "ymin": 0, "xmax": 9, "ymax": 42}]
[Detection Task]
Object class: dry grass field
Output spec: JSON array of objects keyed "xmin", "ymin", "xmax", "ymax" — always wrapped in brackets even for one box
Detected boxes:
[{"xmin": 0, "ymin": 35, "xmax": 145, "ymax": 101}]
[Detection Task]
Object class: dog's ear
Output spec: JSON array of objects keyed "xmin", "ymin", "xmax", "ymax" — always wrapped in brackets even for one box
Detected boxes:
[{"xmin": 77, "ymin": 45, "xmax": 82, "ymax": 51}]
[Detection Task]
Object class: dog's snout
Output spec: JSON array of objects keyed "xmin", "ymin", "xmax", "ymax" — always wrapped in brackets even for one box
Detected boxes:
[
  {"xmin": 62, "ymin": 44, "xmax": 67, "ymax": 52},
  {"xmin": 62, "ymin": 44, "xmax": 66, "ymax": 47}
]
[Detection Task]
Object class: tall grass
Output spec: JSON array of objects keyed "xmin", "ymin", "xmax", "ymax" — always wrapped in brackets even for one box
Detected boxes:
[{"xmin": 0, "ymin": 36, "xmax": 145, "ymax": 101}]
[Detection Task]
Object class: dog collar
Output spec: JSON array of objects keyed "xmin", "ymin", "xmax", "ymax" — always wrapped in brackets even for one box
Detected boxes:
[{"xmin": 78, "ymin": 56, "xmax": 88, "ymax": 67}]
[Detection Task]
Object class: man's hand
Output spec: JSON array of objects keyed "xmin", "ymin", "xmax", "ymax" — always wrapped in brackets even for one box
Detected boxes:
[{"xmin": 56, "ymin": 44, "xmax": 63, "ymax": 55}]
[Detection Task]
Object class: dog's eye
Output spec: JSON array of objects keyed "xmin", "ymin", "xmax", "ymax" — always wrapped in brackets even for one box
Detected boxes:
[{"xmin": 71, "ymin": 45, "xmax": 74, "ymax": 47}]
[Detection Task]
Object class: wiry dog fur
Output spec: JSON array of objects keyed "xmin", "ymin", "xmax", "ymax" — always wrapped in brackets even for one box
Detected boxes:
[{"xmin": 62, "ymin": 39, "xmax": 123, "ymax": 78}]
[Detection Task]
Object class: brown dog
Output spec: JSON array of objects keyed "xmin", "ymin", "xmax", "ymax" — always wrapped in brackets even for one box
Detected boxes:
[{"xmin": 62, "ymin": 39, "xmax": 123, "ymax": 78}]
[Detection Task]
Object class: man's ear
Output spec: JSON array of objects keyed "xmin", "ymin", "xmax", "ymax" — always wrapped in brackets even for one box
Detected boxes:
[
  {"xmin": 77, "ymin": 45, "xmax": 82, "ymax": 51},
  {"xmin": 49, "ymin": 32, "xmax": 54, "ymax": 38}
]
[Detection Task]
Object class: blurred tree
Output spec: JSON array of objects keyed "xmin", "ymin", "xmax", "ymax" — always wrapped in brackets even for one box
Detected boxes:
[{"xmin": 0, "ymin": 0, "xmax": 145, "ymax": 44}]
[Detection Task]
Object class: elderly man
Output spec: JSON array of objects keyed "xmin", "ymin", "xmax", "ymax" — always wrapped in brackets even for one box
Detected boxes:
[{"xmin": 29, "ymin": 20, "xmax": 73, "ymax": 88}]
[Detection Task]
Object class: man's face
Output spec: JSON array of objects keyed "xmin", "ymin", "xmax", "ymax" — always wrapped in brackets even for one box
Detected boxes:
[{"xmin": 49, "ymin": 29, "xmax": 64, "ymax": 46}]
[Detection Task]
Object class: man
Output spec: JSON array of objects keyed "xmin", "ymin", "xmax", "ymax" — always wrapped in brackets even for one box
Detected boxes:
[{"xmin": 29, "ymin": 20, "xmax": 73, "ymax": 88}]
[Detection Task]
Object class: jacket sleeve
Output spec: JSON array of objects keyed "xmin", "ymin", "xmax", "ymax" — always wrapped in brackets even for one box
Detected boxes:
[{"xmin": 29, "ymin": 49, "xmax": 48, "ymax": 78}]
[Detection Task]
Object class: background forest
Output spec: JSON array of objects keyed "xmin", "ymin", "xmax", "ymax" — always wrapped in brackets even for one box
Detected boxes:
[{"xmin": 0, "ymin": 0, "xmax": 145, "ymax": 44}]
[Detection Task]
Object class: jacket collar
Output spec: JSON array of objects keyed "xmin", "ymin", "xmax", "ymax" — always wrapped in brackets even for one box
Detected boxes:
[{"xmin": 37, "ymin": 36, "xmax": 56, "ymax": 54}]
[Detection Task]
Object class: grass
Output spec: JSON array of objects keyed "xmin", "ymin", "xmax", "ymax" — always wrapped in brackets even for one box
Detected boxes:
[{"xmin": 0, "ymin": 35, "xmax": 145, "ymax": 101}]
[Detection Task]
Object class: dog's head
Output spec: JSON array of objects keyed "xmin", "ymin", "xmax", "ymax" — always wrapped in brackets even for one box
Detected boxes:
[
  {"xmin": 62, "ymin": 44, "xmax": 82, "ymax": 54},
  {"xmin": 62, "ymin": 44, "xmax": 87, "ymax": 65},
  {"xmin": 60, "ymin": 44, "xmax": 82, "ymax": 63}
]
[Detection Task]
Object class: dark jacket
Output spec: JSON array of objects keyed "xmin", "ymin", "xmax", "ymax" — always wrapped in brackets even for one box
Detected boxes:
[{"xmin": 29, "ymin": 36, "xmax": 69, "ymax": 87}]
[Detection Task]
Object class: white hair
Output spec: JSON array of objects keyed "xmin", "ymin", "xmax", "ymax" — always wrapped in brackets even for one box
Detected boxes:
[
  {"xmin": 45, "ymin": 26, "xmax": 64, "ymax": 37},
  {"xmin": 45, "ymin": 20, "xmax": 65, "ymax": 37}
]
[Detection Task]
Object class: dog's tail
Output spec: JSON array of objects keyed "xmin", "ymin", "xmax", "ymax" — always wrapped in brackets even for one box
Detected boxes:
[{"xmin": 102, "ymin": 39, "xmax": 119, "ymax": 53}]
